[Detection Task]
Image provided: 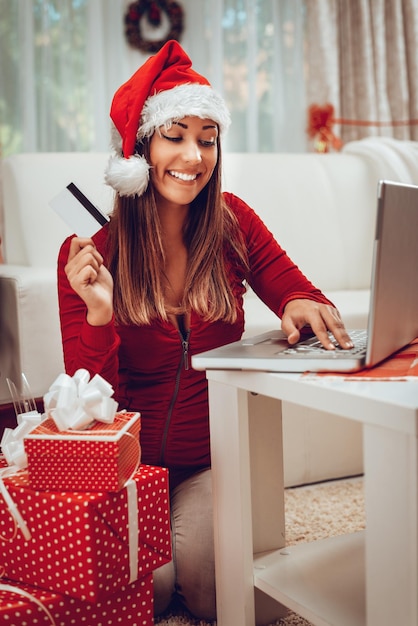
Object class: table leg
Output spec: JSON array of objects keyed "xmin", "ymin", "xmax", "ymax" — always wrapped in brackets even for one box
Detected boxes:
[
  {"xmin": 248, "ymin": 392, "xmax": 286, "ymax": 554},
  {"xmin": 363, "ymin": 423, "xmax": 418, "ymax": 626},
  {"xmin": 208, "ymin": 381, "xmax": 285, "ymax": 626}
]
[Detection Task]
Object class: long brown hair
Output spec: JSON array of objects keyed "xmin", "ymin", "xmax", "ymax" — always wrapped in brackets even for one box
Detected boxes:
[{"xmin": 107, "ymin": 137, "xmax": 248, "ymax": 325}]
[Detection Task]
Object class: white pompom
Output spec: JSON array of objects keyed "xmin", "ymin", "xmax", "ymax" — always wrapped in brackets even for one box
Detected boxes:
[{"xmin": 104, "ymin": 154, "xmax": 150, "ymax": 197}]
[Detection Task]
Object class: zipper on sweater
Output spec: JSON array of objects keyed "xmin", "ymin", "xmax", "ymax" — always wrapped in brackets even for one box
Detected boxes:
[
  {"xmin": 182, "ymin": 336, "xmax": 190, "ymax": 370},
  {"xmin": 177, "ymin": 314, "xmax": 190, "ymax": 371},
  {"xmin": 159, "ymin": 327, "xmax": 191, "ymax": 465}
]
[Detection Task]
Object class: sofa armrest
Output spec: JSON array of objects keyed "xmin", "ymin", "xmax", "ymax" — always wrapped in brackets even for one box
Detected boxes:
[{"xmin": 0, "ymin": 266, "xmax": 64, "ymax": 404}]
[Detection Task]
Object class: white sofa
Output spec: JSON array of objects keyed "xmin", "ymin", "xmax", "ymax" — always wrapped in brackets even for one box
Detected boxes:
[{"xmin": 2, "ymin": 138, "xmax": 417, "ymax": 485}]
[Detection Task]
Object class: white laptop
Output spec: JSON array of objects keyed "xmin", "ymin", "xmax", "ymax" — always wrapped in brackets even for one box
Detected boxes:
[{"xmin": 192, "ymin": 180, "xmax": 418, "ymax": 373}]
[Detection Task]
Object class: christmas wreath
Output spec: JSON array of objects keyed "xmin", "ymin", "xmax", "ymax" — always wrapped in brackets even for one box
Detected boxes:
[{"xmin": 125, "ymin": 0, "xmax": 184, "ymax": 53}]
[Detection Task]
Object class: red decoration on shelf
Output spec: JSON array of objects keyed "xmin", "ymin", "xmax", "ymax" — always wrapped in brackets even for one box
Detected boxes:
[
  {"xmin": 307, "ymin": 103, "xmax": 343, "ymax": 153},
  {"xmin": 125, "ymin": 0, "xmax": 184, "ymax": 54},
  {"xmin": 307, "ymin": 104, "xmax": 418, "ymax": 152}
]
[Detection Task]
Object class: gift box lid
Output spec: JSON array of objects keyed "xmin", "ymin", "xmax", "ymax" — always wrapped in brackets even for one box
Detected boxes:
[{"xmin": 25, "ymin": 411, "xmax": 140, "ymax": 443}]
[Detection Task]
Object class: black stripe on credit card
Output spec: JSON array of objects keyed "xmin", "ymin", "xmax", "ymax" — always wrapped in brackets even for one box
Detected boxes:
[{"xmin": 67, "ymin": 182, "xmax": 108, "ymax": 226}]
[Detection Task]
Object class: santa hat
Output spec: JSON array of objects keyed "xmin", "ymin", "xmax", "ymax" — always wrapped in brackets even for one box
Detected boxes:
[{"xmin": 105, "ymin": 39, "xmax": 231, "ymax": 197}]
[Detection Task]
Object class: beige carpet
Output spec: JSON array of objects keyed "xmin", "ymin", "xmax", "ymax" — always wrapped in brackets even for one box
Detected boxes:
[{"xmin": 155, "ymin": 476, "xmax": 365, "ymax": 626}]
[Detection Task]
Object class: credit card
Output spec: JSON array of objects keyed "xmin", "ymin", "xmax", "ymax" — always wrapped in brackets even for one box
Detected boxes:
[{"xmin": 50, "ymin": 182, "xmax": 109, "ymax": 237}]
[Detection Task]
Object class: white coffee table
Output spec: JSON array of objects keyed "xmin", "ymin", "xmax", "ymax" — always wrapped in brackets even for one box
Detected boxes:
[{"xmin": 204, "ymin": 369, "xmax": 418, "ymax": 626}]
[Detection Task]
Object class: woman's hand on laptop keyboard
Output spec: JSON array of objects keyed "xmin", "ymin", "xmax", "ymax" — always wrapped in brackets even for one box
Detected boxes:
[{"xmin": 281, "ymin": 300, "xmax": 354, "ymax": 351}]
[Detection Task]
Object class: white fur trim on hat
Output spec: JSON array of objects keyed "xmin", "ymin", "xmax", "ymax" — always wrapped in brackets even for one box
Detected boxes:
[
  {"xmin": 104, "ymin": 154, "xmax": 150, "ymax": 197},
  {"xmin": 139, "ymin": 83, "xmax": 231, "ymax": 139}
]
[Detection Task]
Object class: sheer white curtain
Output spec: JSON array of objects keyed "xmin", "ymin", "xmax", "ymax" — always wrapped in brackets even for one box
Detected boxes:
[
  {"xmin": 0, "ymin": 0, "xmax": 307, "ymax": 157},
  {"xmin": 0, "ymin": 0, "xmax": 136, "ymax": 154},
  {"xmin": 182, "ymin": 0, "xmax": 307, "ymax": 152}
]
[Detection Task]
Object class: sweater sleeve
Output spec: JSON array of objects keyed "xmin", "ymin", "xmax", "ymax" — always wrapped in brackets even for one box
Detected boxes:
[
  {"xmin": 224, "ymin": 192, "xmax": 334, "ymax": 318},
  {"xmin": 57, "ymin": 234, "xmax": 121, "ymax": 388}
]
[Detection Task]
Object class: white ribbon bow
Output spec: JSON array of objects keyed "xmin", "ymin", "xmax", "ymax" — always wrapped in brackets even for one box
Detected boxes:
[
  {"xmin": 1, "ymin": 412, "xmax": 42, "ymax": 541},
  {"xmin": 43, "ymin": 368, "xmax": 118, "ymax": 431},
  {"xmin": 1, "ymin": 412, "xmax": 42, "ymax": 470}
]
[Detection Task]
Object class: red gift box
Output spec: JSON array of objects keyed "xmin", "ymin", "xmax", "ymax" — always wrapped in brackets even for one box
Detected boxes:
[
  {"xmin": 0, "ymin": 465, "xmax": 171, "ymax": 601},
  {"xmin": 0, "ymin": 575, "xmax": 153, "ymax": 625},
  {"xmin": 24, "ymin": 411, "xmax": 141, "ymax": 492}
]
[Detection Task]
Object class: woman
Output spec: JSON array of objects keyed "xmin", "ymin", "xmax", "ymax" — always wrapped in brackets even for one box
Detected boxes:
[{"xmin": 58, "ymin": 40, "xmax": 353, "ymax": 622}]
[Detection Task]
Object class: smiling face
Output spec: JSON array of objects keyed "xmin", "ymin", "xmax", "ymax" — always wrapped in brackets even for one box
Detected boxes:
[{"xmin": 149, "ymin": 116, "xmax": 219, "ymax": 210}]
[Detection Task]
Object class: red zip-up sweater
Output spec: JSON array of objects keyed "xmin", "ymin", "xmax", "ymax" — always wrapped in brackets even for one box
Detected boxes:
[{"xmin": 58, "ymin": 193, "xmax": 332, "ymax": 474}]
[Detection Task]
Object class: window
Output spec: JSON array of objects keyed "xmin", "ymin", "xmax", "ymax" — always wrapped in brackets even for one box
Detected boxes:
[{"xmin": 0, "ymin": 0, "xmax": 307, "ymax": 157}]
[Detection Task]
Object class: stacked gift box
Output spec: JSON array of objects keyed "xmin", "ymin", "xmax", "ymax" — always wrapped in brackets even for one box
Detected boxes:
[
  {"xmin": 0, "ymin": 371, "xmax": 172, "ymax": 625},
  {"xmin": 0, "ymin": 575, "xmax": 154, "ymax": 625}
]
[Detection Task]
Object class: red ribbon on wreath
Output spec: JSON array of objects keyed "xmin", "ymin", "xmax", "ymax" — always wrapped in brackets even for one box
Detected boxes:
[
  {"xmin": 148, "ymin": 2, "xmax": 162, "ymax": 26},
  {"xmin": 125, "ymin": 0, "xmax": 184, "ymax": 54}
]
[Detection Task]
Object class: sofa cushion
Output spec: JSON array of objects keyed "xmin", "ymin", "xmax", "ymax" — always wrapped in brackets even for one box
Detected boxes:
[
  {"xmin": 2, "ymin": 152, "xmax": 113, "ymax": 266},
  {"xmin": 222, "ymin": 152, "xmax": 379, "ymax": 292}
]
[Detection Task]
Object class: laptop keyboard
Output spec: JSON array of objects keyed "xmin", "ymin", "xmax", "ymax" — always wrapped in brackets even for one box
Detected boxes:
[{"xmin": 281, "ymin": 329, "xmax": 368, "ymax": 356}]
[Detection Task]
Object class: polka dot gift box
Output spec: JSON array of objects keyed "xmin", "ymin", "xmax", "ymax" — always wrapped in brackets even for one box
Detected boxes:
[
  {"xmin": 24, "ymin": 412, "xmax": 141, "ymax": 493},
  {"xmin": 0, "ymin": 465, "xmax": 171, "ymax": 602},
  {"xmin": 0, "ymin": 574, "xmax": 153, "ymax": 625}
]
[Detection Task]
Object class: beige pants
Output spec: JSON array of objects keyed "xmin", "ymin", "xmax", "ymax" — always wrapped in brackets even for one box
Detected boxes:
[{"xmin": 153, "ymin": 467, "xmax": 216, "ymax": 620}]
